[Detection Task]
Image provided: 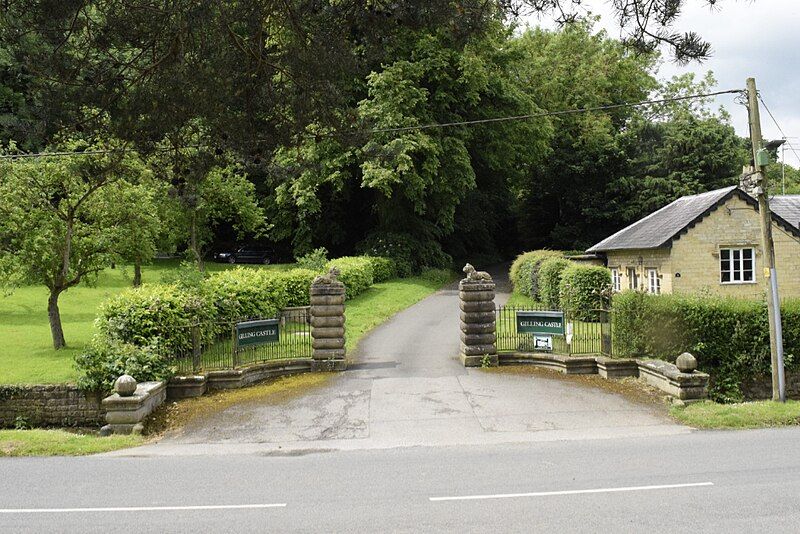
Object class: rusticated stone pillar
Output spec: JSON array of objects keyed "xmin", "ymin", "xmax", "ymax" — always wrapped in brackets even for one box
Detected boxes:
[
  {"xmin": 310, "ymin": 269, "xmax": 347, "ymax": 371},
  {"xmin": 459, "ymin": 264, "xmax": 497, "ymax": 367}
]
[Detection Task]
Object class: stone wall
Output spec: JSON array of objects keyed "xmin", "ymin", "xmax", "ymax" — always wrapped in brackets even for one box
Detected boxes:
[
  {"xmin": 741, "ymin": 372, "xmax": 800, "ymax": 400},
  {"xmin": 0, "ymin": 385, "xmax": 105, "ymax": 428}
]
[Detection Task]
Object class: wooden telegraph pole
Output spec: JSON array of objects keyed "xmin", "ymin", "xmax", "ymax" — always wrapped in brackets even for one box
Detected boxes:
[{"xmin": 746, "ymin": 77, "xmax": 786, "ymax": 402}]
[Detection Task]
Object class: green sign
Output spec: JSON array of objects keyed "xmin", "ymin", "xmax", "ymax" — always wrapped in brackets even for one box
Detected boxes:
[
  {"xmin": 516, "ymin": 310, "xmax": 564, "ymax": 336},
  {"xmin": 236, "ymin": 319, "xmax": 279, "ymax": 348}
]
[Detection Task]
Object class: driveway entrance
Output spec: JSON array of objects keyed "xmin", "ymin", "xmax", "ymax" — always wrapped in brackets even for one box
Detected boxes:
[{"xmin": 139, "ymin": 270, "xmax": 687, "ymax": 455}]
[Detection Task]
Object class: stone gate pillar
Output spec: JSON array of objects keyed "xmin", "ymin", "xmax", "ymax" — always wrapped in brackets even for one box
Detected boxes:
[
  {"xmin": 459, "ymin": 264, "xmax": 497, "ymax": 367},
  {"xmin": 310, "ymin": 268, "xmax": 347, "ymax": 371}
]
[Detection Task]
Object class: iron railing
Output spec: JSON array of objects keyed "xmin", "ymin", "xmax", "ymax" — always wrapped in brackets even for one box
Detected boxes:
[
  {"xmin": 495, "ymin": 305, "xmax": 609, "ymax": 356},
  {"xmin": 169, "ymin": 307, "xmax": 313, "ymax": 374}
]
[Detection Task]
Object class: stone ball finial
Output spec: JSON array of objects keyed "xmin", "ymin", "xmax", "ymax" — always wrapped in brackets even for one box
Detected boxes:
[
  {"xmin": 676, "ymin": 352, "xmax": 698, "ymax": 374},
  {"xmin": 114, "ymin": 374, "xmax": 137, "ymax": 397}
]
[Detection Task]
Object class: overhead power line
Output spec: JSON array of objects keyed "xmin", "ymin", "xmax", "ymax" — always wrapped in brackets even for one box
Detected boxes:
[
  {"xmin": 366, "ymin": 88, "xmax": 742, "ymax": 134},
  {"xmin": 1, "ymin": 88, "xmax": 743, "ymax": 160}
]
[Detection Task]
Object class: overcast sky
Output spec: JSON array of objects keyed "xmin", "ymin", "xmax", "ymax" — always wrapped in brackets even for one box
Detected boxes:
[{"xmin": 524, "ymin": 0, "xmax": 800, "ymax": 166}]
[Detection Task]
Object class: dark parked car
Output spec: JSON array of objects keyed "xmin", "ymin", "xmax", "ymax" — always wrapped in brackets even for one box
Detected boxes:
[{"xmin": 214, "ymin": 248, "xmax": 272, "ymax": 264}]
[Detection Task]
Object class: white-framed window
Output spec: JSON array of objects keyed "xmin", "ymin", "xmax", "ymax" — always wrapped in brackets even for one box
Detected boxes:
[
  {"xmin": 720, "ymin": 247, "xmax": 755, "ymax": 284},
  {"xmin": 611, "ymin": 268, "xmax": 621, "ymax": 292},
  {"xmin": 627, "ymin": 267, "xmax": 639, "ymax": 290},
  {"xmin": 647, "ymin": 268, "xmax": 661, "ymax": 294}
]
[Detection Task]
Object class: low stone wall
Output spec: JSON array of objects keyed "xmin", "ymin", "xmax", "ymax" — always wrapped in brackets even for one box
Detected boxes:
[
  {"xmin": 167, "ymin": 359, "xmax": 313, "ymax": 400},
  {"xmin": 0, "ymin": 384, "xmax": 105, "ymax": 428},
  {"xmin": 498, "ymin": 352, "xmax": 709, "ymax": 403},
  {"xmin": 741, "ymin": 372, "xmax": 800, "ymax": 400}
]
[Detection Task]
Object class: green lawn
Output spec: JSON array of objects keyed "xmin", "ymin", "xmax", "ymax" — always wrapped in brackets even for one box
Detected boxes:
[
  {"xmin": 0, "ymin": 429, "xmax": 142, "ymax": 456},
  {"xmin": 0, "ymin": 259, "xmax": 294, "ymax": 384},
  {"xmin": 671, "ymin": 400, "xmax": 800, "ymax": 429}
]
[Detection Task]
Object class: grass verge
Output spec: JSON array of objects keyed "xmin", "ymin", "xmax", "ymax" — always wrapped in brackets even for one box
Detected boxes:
[
  {"xmin": 0, "ymin": 429, "xmax": 142, "ymax": 457},
  {"xmin": 671, "ymin": 400, "xmax": 800, "ymax": 429}
]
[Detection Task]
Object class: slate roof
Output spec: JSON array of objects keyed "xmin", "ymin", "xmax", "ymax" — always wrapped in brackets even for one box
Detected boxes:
[
  {"xmin": 770, "ymin": 196, "xmax": 800, "ymax": 230},
  {"xmin": 587, "ymin": 186, "xmax": 800, "ymax": 253}
]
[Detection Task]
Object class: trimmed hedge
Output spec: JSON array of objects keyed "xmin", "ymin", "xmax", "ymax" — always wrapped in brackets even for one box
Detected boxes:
[
  {"xmin": 96, "ymin": 284, "xmax": 215, "ymax": 355},
  {"xmin": 559, "ymin": 264, "xmax": 611, "ymax": 321},
  {"xmin": 326, "ymin": 256, "xmax": 374, "ymax": 299},
  {"xmin": 509, "ymin": 250, "xmax": 562, "ymax": 300},
  {"xmin": 612, "ymin": 292, "xmax": 800, "ymax": 402},
  {"xmin": 203, "ymin": 268, "xmax": 286, "ymax": 323},
  {"xmin": 364, "ymin": 256, "xmax": 396, "ymax": 283},
  {"xmin": 274, "ymin": 268, "xmax": 317, "ymax": 307},
  {"xmin": 538, "ymin": 258, "xmax": 572, "ymax": 309}
]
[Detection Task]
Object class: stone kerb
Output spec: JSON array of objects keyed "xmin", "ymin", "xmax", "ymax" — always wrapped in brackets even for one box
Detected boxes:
[
  {"xmin": 459, "ymin": 270, "xmax": 497, "ymax": 367},
  {"xmin": 310, "ymin": 279, "xmax": 347, "ymax": 371}
]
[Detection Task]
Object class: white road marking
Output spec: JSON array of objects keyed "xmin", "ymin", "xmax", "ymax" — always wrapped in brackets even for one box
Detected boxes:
[
  {"xmin": 0, "ymin": 503, "xmax": 287, "ymax": 514},
  {"xmin": 429, "ymin": 482, "xmax": 714, "ymax": 502}
]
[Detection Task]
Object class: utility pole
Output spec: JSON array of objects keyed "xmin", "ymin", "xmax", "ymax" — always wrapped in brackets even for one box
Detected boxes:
[{"xmin": 746, "ymin": 77, "xmax": 786, "ymax": 402}]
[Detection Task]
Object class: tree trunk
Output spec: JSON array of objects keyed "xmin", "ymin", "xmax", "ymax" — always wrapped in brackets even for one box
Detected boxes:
[
  {"xmin": 133, "ymin": 260, "xmax": 142, "ymax": 287},
  {"xmin": 48, "ymin": 289, "xmax": 66, "ymax": 350},
  {"xmin": 189, "ymin": 211, "xmax": 205, "ymax": 272}
]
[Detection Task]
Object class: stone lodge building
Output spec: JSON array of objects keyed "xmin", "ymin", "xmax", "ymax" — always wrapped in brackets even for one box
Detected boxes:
[{"xmin": 585, "ymin": 185, "xmax": 800, "ymax": 298}]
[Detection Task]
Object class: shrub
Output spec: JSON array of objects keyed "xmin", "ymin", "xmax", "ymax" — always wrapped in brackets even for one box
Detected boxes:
[
  {"xmin": 96, "ymin": 284, "xmax": 214, "ymax": 355},
  {"xmin": 611, "ymin": 292, "xmax": 800, "ymax": 402},
  {"xmin": 295, "ymin": 247, "xmax": 329, "ymax": 272},
  {"xmin": 558, "ymin": 264, "xmax": 611, "ymax": 321},
  {"xmin": 509, "ymin": 250, "xmax": 563, "ymax": 300},
  {"xmin": 75, "ymin": 337, "xmax": 176, "ymax": 393},
  {"xmin": 275, "ymin": 268, "xmax": 317, "ymax": 307},
  {"xmin": 327, "ymin": 256, "xmax": 374, "ymax": 298},
  {"xmin": 538, "ymin": 258, "xmax": 572, "ymax": 308},
  {"xmin": 203, "ymin": 268, "xmax": 286, "ymax": 322},
  {"xmin": 356, "ymin": 232, "xmax": 451, "ymax": 275},
  {"xmin": 365, "ymin": 256, "xmax": 397, "ymax": 283},
  {"xmin": 419, "ymin": 268, "xmax": 453, "ymax": 286}
]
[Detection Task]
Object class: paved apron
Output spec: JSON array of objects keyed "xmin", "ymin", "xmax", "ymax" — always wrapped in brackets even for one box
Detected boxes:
[{"xmin": 125, "ymin": 270, "xmax": 688, "ymax": 456}]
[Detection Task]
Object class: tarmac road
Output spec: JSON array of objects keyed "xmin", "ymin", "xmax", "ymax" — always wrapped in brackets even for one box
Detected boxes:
[{"xmin": 2, "ymin": 428, "xmax": 799, "ymax": 532}]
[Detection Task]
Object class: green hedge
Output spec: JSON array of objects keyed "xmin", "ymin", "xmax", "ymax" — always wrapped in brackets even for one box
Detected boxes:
[
  {"xmin": 203, "ymin": 268, "xmax": 286, "ymax": 323},
  {"xmin": 538, "ymin": 258, "xmax": 572, "ymax": 309},
  {"xmin": 559, "ymin": 264, "xmax": 611, "ymax": 321},
  {"xmin": 509, "ymin": 250, "xmax": 562, "ymax": 300},
  {"xmin": 612, "ymin": 292, "xmax": 800, "ymax": 402},
  {"xmin": 274, "ymin": 268, "xmax": 317, "ymax": 307},
  {"xmin": 365, "ymin": 256, "xmax": 396, "ymax": 283},
  {"xmin": 327, "ymin": 256, "xmax": 374, "ymax": 298},
  {"xmin": 95, "ymin": 284, "xmax": 215, "ymax": 355},
  {"xmin": 75, "ymin": 338, "xmax": 176, "ymax": 393}
]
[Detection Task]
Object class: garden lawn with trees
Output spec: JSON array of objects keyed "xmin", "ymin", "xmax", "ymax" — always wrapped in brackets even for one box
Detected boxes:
[{"xmin": 0, "ymin": 260, "xmax": 294, "ymax": 384}]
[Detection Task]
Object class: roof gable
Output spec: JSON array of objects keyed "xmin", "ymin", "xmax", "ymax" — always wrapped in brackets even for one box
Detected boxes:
[{"xmin": 587, "ymin": 186, "xmax": 800, "ymax": 253}]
